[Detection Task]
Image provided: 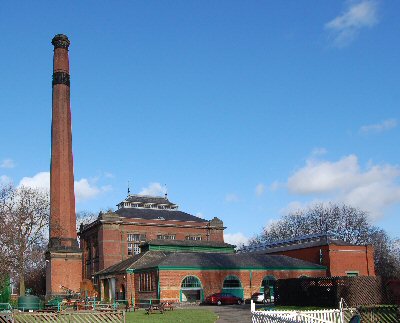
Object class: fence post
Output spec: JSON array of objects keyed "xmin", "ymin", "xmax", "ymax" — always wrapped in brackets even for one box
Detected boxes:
[
  {"xmin": 339, "ymin": 298, "xmax": 344, "ymax": 323},
  {"xmin": 251, "ymin": 300, "xmax": 255, "ymax": 312}
]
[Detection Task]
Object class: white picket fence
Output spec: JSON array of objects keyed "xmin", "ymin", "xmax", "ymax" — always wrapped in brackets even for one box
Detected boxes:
[{"xmin": 250, "ymin": 301, "xmax": 345, "ymax": 323}]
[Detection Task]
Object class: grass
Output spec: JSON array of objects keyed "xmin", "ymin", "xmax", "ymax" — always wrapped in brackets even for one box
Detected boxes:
[{"xmin": 126, "ymin": 308, "xmax": 218, "ymax": 323}]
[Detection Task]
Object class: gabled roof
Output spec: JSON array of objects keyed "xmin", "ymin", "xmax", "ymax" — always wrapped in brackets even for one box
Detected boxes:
[
  {"xmin": 97, "ymin": 251, "xmax": 326, "ymax": 276},
  {"xmin": 96, "ymin": 251, "xmax": 169, "ymax": 276},
  {"xmin": 96, "ymin": 252, "xmax": 145, "ymax": 276},
  {"xmin": 114, "ymin": 207, "xmax": 208, "ymax": 223},
  {"xmin": 138, "ymin": 252, "xmax": 326, "ymax": 270}
]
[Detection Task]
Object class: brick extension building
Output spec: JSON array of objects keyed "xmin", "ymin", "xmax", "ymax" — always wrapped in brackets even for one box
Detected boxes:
[
  {"xmin": 95, "ymin": 241, "xmax": 326, "ymax": 304},
  {"xmin": 242, "ymin": 233, "xmax": 375, "ymax": 277},
  {"xmin": 79, "ymin": 194, "xmax": 225, "ymax": 282}
]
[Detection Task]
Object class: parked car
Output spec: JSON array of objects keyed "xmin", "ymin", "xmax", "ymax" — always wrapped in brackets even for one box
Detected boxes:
[
  {"xmin": 250, "ymin": 292, "xmax": 274, "ymax": 304},
  {"xmin": 251, "ymin": 292, "xmax": 265, "ymax": 303},
  {"xmin": 205, "ymin": 293, "xmax": 243, "ymax": 305}
]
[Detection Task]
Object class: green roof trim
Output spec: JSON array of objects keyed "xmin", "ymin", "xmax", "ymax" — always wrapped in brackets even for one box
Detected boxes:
[
  {"xmin": 147, "ymin": 244, "xmax": 235, "ymax": 253},
  {"xmin": 158, "ymin": 266, "xmax": 326, "ymax": 271},
  {"xmin": 127, "ymin": 265, "xmax": 326, "ymax": 273}
]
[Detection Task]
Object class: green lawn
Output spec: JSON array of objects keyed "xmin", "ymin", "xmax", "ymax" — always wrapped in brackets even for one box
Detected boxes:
[{"xmin": 126, "ymin": 308, "xmax": 218, "ymax": 323}]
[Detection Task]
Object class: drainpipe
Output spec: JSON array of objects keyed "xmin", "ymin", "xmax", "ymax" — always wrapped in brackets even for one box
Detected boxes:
[
  {"xmin": 366, "ymin": 245, "xmax": 370, "ymax": 276},
  {"xmin": 157, "ymin": 269, "xmax": 161, "ymax": 301}
]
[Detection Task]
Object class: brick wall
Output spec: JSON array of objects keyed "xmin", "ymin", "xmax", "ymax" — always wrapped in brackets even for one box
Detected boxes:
[
  {"xmin": 82, "ymin": 218, "xmax": 225, "ymax": 277},
  {"xmin": 328, "ymin": 245, "xmax": 375, "ymax": 276},
  {"xmin": 268, "ymin": 244, "xmax": 375, "ymax": 277},
  {"xmin": 46, "ymin": 252, "xmax": 82, "ymax": 297},
  {"xmin": 158, "ymin": 268, "xmax": 326, "ymax": 301}
]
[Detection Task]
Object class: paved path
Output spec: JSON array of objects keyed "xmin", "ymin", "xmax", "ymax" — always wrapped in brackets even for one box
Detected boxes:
[{"xmin": 201, "ymin": 304, "xmax": 252, "ymax": 323}]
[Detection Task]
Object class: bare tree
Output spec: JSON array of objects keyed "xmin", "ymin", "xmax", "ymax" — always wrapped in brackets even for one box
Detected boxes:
[
  {"xmin": 76, "ymin": 210, "xmax": 98, "ymax": 230},
  {"xmin": 249, "ymin": 203, "xmax": 400, "ymax": 279},
  {"xmin": 0, "ymin": 184, "xmax": 50, "ymax": 296}
]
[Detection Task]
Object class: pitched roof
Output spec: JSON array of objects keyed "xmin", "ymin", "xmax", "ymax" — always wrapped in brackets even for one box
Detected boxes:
[
  {"xmin": 126, "ymin": 195, "xmax": 176, "ymax": 207},
  {"xmin": 141, "ymin": 252, "xmax": 326, "ymax": 270},
  {"xmin": 114, "ymin": 207, "xmax": 208, "ymax": 223},
  {"xmin": 240, "ymin": 233, "xmax": 358, "ymax": 254},
  {"xmin": 96, "ymin": 252, "xmax": 145, "ymax": 276},
  {"xmin": 96, "ymin": 251, "xmax": 170, "ymax": 276},
  {"xmin": 262, "ymin": 236, "xmax": 354, "ymax": 254},
  {"xmin": 96, "ymin": 251, "xmax": 325, "ymax": 276}
]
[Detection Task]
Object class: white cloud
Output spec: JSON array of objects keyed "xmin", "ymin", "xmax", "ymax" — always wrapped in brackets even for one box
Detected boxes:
[
  {"xmin": 19, "ymin": 172, "xmax": 50, "ymax": 190},
  {"xmin": 279, "ymin": 201, "xmax": 312, "ymax": 216},
  {"xmin": 195, "ymin": 212, "xmax": 204, "ymax": 219},
  {"xmin": 311, "ymin": 147, "xmax": 328, "ymax": 157},
  {"xmin": 270, "ymin": 181, "xmax": 282, "ymax": 191},
  {"xmin": 18, "ymin": 171, "xmax": 111, "ymax": 202},
  {"xmin": 224, "ymin": 232, "xmax": 249, "ymax": 247},
  {"xmin": 360, "ymin": 119, "xmax": 397, "ymax": 134},
  {"xmin": 0, "ymin": 159, "xmax": 15, "ymax": 169},
  {"xmin": 139, "ymin": 182, "xmax": 167, "ymax": 196},
  {"xmin": 104, "ymin": 172, "xmax": 115, "ymax": 179},
  {"xmin": 286, "ymin": 155, "xmax": 400, "ymax": 219},
  {"xmin": 0, "ymin": 175, "xmax": 12, "ymax": 185},
  {"xmin": 255, "ymin": 183, "xmax": 265, "ymax": 197},
  {"xmin": 75, "ymin": 179, "xmax": 102, "ymax": 202},
  {"xmin": 225, "ymin": 193, "xmax": 240, "ymax": 203},
  {"xmin": 325, "ymin": 0, "xmax": 379, "ymax": 47}
]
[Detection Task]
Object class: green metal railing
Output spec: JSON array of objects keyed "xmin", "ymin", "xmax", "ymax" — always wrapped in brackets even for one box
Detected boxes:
[{"xmin": 0, "ymin": 303, "xmax": 12, "ymax": 312}]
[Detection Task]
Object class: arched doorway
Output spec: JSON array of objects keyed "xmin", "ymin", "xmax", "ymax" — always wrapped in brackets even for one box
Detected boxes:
[
  {"xmin": 180, "ymin": 276, "xmax": 203, "ymax": 302},
  {"xmin": 222, "ymin": 275, "xmax": 243, "ymax": 299},
  {"xmin": 260, "ymin": 275, "xmax": 276, "ymax": 302}
]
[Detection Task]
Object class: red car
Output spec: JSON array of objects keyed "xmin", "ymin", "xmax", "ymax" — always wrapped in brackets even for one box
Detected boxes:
[{"xmin": 205, "ymin": 293, "xmax": 243, "ymax": 305}]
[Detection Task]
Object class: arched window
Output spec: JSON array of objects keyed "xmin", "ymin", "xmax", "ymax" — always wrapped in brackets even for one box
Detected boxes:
[
  {"xmin": 262, "ymin": 275, "xmax": 276, "ymax": 288},
  {"xmin": 180, "ymin": 276, "xmax": 203, "ymax": 302},
  {"xmin": 223, "ymin": 275, "xmax": 242, "ymax": 288},
  {"xmin": 181, "ymin": 276, "xmax": 202, "ymax": 288},
  {"xmin": 260, "ymin": 275, "xmax": 276, "ymax": 301}
]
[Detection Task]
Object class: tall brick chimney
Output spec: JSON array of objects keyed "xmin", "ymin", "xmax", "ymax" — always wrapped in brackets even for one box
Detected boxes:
[{"xmin": 46, "ymin": 34, "xmax": 82, "ymax": 298}]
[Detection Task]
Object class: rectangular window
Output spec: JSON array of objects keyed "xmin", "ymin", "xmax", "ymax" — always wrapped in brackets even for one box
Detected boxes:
[
  {"xmin": 139, "ymin": 273, "xmax": 154, "ymax": 292},
  {"xmin": 127, "ymin": 234, "xmax": 140, "ymax": 242},
  {"xmin": 157, "ymin": 234, "xmax": 176, "ymax": 240},
  {"xmin": 127, "ymin": 233, "xmax": 145, "ymax": 256},
  {"xmin": 185, "ymin": 235, "xmax": 202, "ymax": 241},
  {"xmin": 346, "ymin": 271, "xmax": 359, "ymax": 277}
]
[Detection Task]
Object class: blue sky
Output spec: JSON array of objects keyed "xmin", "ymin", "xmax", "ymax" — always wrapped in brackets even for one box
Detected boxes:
[{"xmin": 1, "ymin": 1, "xmax": 399, "ymax": 245}]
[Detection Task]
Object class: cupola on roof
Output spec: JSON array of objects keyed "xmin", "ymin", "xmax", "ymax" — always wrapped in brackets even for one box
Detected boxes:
[{"xmin": 116, "ymin": 194, "xmax": 178, "ymax": 210}]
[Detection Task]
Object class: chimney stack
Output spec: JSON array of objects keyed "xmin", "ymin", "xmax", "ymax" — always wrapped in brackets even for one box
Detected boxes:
[{"xmin": 46, "ymin": 34, "xmax": 82, "ymax": 298}]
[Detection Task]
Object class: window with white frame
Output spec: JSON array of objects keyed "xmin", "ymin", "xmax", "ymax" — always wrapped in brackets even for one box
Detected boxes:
[
  {"xmin": 185, "ymin": 235, "xmax": 202, "ymax": 241},
  {"xmin": 157, "ymin": 234, "xmax": 176, "ymax": 240},
  {"xmin": 127, "ymin": 233, "xmax": 142, "ymax": 256}
]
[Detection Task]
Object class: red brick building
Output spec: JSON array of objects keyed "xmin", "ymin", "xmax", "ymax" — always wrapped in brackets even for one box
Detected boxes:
[
  {"xmin": 95, "ymin": 242, "xmax": 326, "ymax": 304},
  {"xmin": 243, "ymin": 234, "xmax": 375, "ymax": 277},
  {"xmin": 79, "ymin": 194, "xmax": 225, "ymax": 283}
]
